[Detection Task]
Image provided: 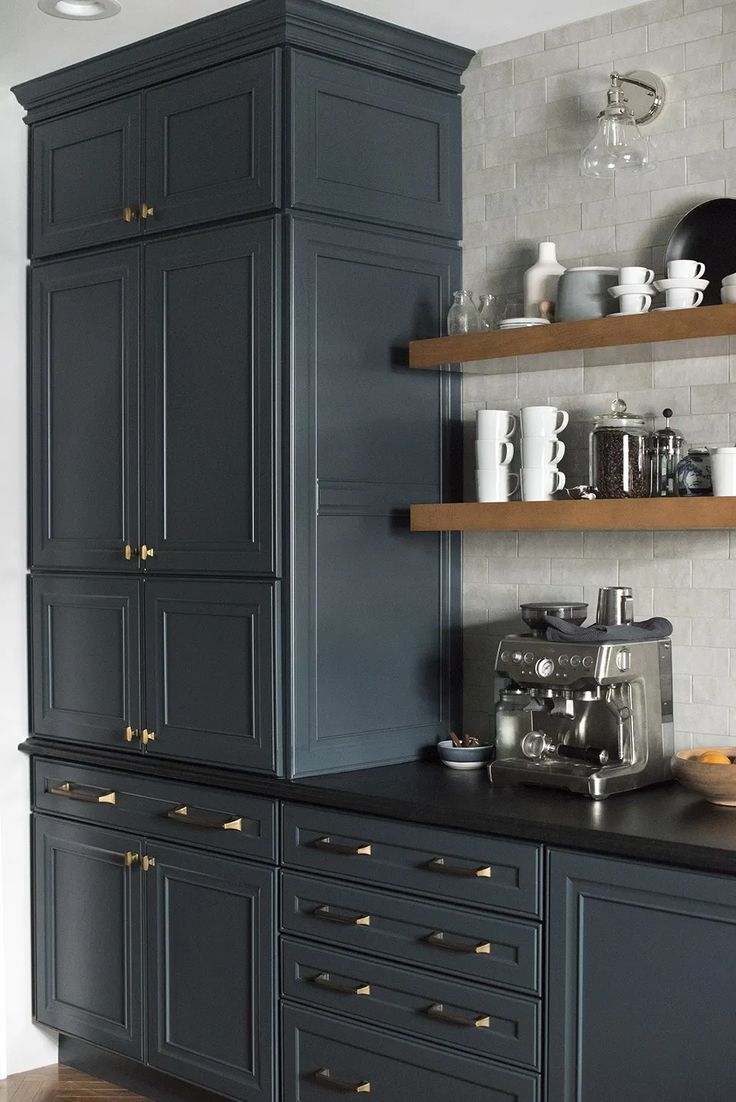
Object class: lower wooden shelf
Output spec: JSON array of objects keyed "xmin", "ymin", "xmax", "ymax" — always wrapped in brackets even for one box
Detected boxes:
[{"xmin": 410, "ymin": 497, "xmax": 736, "ymax": 532}]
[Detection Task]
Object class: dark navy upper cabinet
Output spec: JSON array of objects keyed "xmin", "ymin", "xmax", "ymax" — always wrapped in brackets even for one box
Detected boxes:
[
  {"xmin": 144, "ymin": 579, "xmax": 280, "ymax": 773},
  {"xmin": 289, "ymin": 216, "xmax": 461, "ymax": 776},
  {"xmin": 30, "ymin": 97, "xmax": 142, "ymax": 257},
  {"xmin": 289, "ymin": 52, "xmax": 462, "ymax": 239},
  {"xmin": 146, "ymin": 843, "xmax": 275, "ymax": 1101},
  {"xmin": 549, "ymin": 850, "xmax": 736, "ymax": 1102},
  {"xmin": 144, "ymin": 53, "xmax": 279, "ymax": 233},
  {"xmin": 30, "ymin": 250, "xmax": 140, "ymax": 571},
  {"xmin": 33, "ymin": 816, "xmax": 144, "ymax": 1060},
  {"xmin": 144, "ymin": 221, "xmax": 277, "ymax": 575},
  {"xmin": 30, "ymin": 575, "xmax": 141, "ymax": 752}
]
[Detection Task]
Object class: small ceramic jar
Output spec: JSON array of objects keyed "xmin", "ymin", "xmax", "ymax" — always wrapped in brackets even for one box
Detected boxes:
[{"xmin": 676, "ymin": 447, "xmax": 712, "ymax": 496}]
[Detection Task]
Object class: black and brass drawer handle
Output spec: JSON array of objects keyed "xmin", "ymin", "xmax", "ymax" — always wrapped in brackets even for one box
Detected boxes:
[
  {"xmin": 167, "ymin": 805, "xmax": 247, "ymax": 832},
  {"xmin": 311, "ymin": 836, "xmax": 372, "ymax": 857},
  {"xmin": 314, "ymin": 1068, "xmax": 371, "ymax": 1094},
  {"xmin": 50, "ymin": 782, "xmax": 116, "ymax": 805},
  {"xmin": 427, "ymin": 856, "xmax": 492, "ymax": 879},
  {"xmin": 312, "ymin": 972, "xmax": 371, "ymax": 997},
  {"xmin": 313, "ymin": 905, "xmax": 371, "ymax": 927},
  {"xmin": 425, "ymin": 1002, "xmax": 491, "ymax": 1029},
  {"xmin": 426, "ymin": 931, "xmax": 491, "ymax": 955}
]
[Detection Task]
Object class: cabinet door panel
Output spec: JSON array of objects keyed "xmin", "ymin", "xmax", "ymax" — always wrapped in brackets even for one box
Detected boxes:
[
  {"xmin": 31, "ymin": 575, "xmax": 141, "ymax": 750},
  {"xmin": 31, "ymin": 97, "xmax": 141, "ymax": 257},
  {"xmin": 30, "ymin": 250, "xmax": 140, "ymax": 570},
  {"xmin": 290, "ymin": 52, "xmax": 461, "ymax": 238},
  {"xmin": 144, "ymin": 222, "xmax": 277, "ymax": 573},
  {"xmin": 147, "ymin": 843, "xmax": 275, "ymax": 1101},
  {"xmin": 549, "ymin": 850, "xmax": 736, "ymax": 1102},
  {"xmin": 144, "ymin": 579, "xmax": 279, "ymax": 773},
  {"xmin": 33, "ymin": 815, "xmax": 143, "ymax": 1059},
  {"xmin": 290, "ymin": 218, "xmax": 461, "ymax": 776},
  {"xmin": 144, "ymin": 53, "xmax": 278, "ymax": 231}
]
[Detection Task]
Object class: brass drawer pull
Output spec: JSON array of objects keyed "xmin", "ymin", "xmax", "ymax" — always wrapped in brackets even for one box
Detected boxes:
[
  {"xmin": 312, "ymin": 972, "xmax": 371, "ymax": 997},
  {"xmin": 312, "ymin": 836, "xmax": 372, "ymax": 857},
  {"xmin": 313, "ymin": 905, "xmax": 371, "ymax": 927},
  {"xmin": 167, "ymin": 805, "xmax": 246, "ymax": 832},
  {"xmin": 425, "ymin": 1002, "xmax": 491, "ymax": 1028},
  {"xmin": 50, "ymin": 782, "xmax": 116, "ymax": 805},
  {"xmin": 427, "ymin": 856, "xmax": 491, "ymax": 879},
  {"xmin": 426, "ymin": 931, "xmax": 491, "ymax": 955},
  {"xmin": 314, "ymin": 1068, "xmax": 371, "ymax": 1093}
]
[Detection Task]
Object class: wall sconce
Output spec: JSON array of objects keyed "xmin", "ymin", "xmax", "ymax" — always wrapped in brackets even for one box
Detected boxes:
[
  {"xmin": 581, "ymin": 70, "xmax": 665, "ymax": 178},
  {"xmin": 38, "ymin": 0, "xmax": 121, "ymax": 18}
]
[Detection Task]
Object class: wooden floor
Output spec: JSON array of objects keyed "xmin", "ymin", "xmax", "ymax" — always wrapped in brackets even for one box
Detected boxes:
[{"xmin": 0, "ymin": 1065, "xmax": 151, "ymax": 1102}]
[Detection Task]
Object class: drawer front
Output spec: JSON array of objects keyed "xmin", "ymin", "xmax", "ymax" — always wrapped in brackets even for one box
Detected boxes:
[
  {"xmin": 281, "ymin": 873, "xmax": 540, "ymax": 994},
  {"xmin": 283, "ymin": 804, "xmax": 540, "ymax": 917},
  {"xmin": 283, "ymin": 1005, "xmax": 540, "ymax": 1102},
  {"xmin": 32, "ymin": 759, "xmax": 277, "ymax": 862},
  {"xmin": 282, "ymin": 938, "xmax": 540, "ymax": 1070}
]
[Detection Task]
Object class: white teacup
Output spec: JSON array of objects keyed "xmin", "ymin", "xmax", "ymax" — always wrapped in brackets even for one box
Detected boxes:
[
  {"xmin": 477, "ymin": 409, "xmax": 516, "ymax": 439},
  {"xmin": 667, "ymin": 259, "xmax": 706, "ymax": 280},
  {"xmin": 618, "ymin": 292, "xmax": 651, "ymax": 314},
  {"xmin": 521, "ymin": 436, "xmax": 565, "ymax": 466},
  {"xmin": 476, "ymin": 467, "xmax": 519, "ymax": 502},
  {"xmin": 521, "ymin": 467, "xmax": 566, "ymax": 501},
  {"xmin": 521, "ymin": 405, "xmax": 569, "ymax": 436},
  {"xmin": 666, "ymin": 288, "xmax": 704, "ymax": 309},
  {"xmin": 620, "ymin": 266, "xmax": 654, "ymax": 285},
  {"xmin": 476, "ymin": 439, "xmax": 514, "ymax": 468},
  {"xmin": 711, "ymin": 448, "xmax": 736, "ymax": 496}
]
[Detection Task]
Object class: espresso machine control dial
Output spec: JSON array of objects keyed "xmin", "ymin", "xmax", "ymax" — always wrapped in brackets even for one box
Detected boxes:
[{"xmin": 535, "ymin": 657, "xmax": 556, "ymax": 678}]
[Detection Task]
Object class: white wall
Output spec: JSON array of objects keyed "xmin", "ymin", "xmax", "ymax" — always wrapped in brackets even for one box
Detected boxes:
[{"xmin": 0, "ymin": 87, "xmax": 57, "ymax": 1076}]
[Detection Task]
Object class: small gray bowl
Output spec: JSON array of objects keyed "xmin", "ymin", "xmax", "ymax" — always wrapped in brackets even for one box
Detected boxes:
[{"xmin": 437, "ymin": 740, "xmax": 493, "ymax": 771}]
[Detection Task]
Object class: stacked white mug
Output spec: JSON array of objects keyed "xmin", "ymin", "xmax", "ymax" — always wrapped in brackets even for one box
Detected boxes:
[
  {"xmin": 476, "ymin": 409, "xmax": 517, "ymax": 501},
  {"xmin": 520, "ymin": 406, "xmax": 568, "ymax": 501}
]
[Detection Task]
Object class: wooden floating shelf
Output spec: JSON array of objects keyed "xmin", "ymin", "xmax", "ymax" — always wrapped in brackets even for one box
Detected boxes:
[
  {"xmin": 409, "ymin": 303, "xmax": 736, "ymax": 370},
  {"xmin": 410, "ymin": 497, "xmax": 736, "ymax": 532}
]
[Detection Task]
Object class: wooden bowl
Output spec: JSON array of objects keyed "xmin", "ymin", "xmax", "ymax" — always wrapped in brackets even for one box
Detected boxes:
[{"xmin": 672, "ymin": 748, "xmax": 736, "ymax": 806}]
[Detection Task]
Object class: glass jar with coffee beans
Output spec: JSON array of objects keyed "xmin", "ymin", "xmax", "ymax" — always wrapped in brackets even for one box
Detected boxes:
[{"xmin": 590, "ymin": 398, "xmax": 651, "ymax": 498}]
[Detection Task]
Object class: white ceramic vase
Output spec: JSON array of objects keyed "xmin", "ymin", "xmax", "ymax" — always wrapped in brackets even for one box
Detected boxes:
[{"xmin": 523, "ymin": 242, "xmax": 566, "ymax": 319}]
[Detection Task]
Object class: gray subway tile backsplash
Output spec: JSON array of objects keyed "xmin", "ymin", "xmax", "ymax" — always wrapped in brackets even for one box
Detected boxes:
[{"xmin": 462, "ymin": 0, "xmax": 736, "ymax": 750}]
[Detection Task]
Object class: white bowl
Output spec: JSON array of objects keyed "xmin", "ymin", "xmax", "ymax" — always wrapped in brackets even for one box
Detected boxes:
[
  {"xmin": 722, "ymin": 273, "xmax": 736, "ymax": 287},
  {"xmin": 722, "ymin": 286, "xmax": 736, "ymax": 305},
  {"xmin": 653, "ymin": 277, "xmax": 709, "ymax": 293}
]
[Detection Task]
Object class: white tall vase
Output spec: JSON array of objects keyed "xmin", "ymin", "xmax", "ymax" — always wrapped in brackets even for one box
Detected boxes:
[{"xmin": 523, "ymin": 242, "xmax": 566, "ymax": 319}]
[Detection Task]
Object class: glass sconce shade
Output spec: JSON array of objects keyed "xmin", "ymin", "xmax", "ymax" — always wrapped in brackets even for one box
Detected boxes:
[{"xmin": 581, "ymin": 71, "xmax": 663, "ymax": 178}]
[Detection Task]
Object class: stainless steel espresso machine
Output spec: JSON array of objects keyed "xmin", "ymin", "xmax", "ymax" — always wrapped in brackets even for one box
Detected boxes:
[{"xmin": 490, "ymin": 590, "xmax": 674, "ymax": 799}]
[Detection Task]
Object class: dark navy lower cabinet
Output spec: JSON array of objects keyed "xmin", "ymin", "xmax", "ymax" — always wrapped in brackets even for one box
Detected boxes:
[
  {"xmin": 33, "ymin": 816, "xmax": 144, "ymax": 1060},
  {"xmin": 146, "ymin": 843, "xmax": 275, "ymax": 1101},
  {"xmin": 548, "ymin": 849, "xmax": 736, "ymax": 1102},
  {"xmin": 283, "ymin": 1005, "xmax": 540, "ymax": 1102}
]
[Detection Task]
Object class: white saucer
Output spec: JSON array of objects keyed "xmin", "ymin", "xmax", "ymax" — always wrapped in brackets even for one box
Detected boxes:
[
  {"xmin": 612, "ymin": 309, "xmax": 651, "ymax": 316},
  {"xmin": 499, "ymin": 317, "xmax": 550, "ymax": 328},
  {"xmin": 652, "ymin": 305, "xmax": 701, "ymax": 311},
  {"xmin": 653, "ymin": 277, "xmax": 709, "ymax": 292},
  {"xmin": 609, "ymin": 283, "xmax": 655, "ymax": 297}
]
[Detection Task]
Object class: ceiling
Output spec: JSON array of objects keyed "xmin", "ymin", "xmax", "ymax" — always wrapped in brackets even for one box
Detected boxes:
[{"xmin": 2, "ymin": 0, "xmax": 640, "ymax": 90}]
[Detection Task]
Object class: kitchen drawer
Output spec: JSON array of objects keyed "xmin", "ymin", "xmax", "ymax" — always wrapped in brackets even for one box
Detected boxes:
[
  {"xmin": 282, "ymin": 938, "xmax": 540, "ymax": 1070},
  {"xmin": 281, "ymin": 872, "xmax": 540, "ymax": 994},
  {"xmin": 32, "ymin": 759, "xmax": 276, "ymax": 863},
  {"xmin": 282, "ymin": 803, "xmax": 540, "ymax": 917},
  {"xmin": 283, "ymin": 1005, "xmax": 540, "ymax": 1102}
]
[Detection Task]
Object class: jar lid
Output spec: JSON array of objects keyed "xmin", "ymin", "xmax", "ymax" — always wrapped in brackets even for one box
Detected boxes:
[{"xmin": 593, "ymin": 398, "xmax": 648, "ymax": 428}]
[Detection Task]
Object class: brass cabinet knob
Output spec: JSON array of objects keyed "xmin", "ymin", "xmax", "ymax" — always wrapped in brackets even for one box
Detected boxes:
[
  {"xmin": 142, "ymin": 855, "xmax": 156, "ymax": 872},
  {"xmin": 123, "ymin": 852, "xmax": 140, "ymax": 868},
  {"xmin": 123, "ymin": 544, "xmax": 136, "ymax": 561},
  {"xmin": 140, "ymin": 545, "xmax": 155, "ymax": 560},
  {"xmin": 141, "ymin": 729, "xmax": 156, "ymax": 746},
  {"xmin": 122, "ymin": 206, "xmax": 139, "ymax": 223},
  {"xmin": 140, "ymin": 203, "xmax": 155, "ymax": 219},
  {"xmin": 124, "ymin": 725, "xmax": 139, "ymax": 743}
]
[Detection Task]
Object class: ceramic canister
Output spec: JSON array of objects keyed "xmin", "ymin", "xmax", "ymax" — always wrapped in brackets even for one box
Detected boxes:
[{"xmin": 556, "ymin": 267, "xmax": 619, "ymax": 322}]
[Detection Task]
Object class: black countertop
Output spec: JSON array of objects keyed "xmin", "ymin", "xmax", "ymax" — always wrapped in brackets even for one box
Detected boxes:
[{"xmin": 22, "ymin": 737, "xmax": 736, "ymax": 876}]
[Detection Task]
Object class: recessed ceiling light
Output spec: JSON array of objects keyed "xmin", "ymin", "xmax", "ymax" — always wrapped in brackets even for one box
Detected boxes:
[{"xmin": 38, "ymin": 0, "xmax": 121, "ymax": 19}]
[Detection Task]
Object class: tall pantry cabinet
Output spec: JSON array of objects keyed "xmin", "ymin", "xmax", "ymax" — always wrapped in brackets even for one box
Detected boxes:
[{"xmin": 15, "ymin": 0, "xmax": 473, "ymax": 779}]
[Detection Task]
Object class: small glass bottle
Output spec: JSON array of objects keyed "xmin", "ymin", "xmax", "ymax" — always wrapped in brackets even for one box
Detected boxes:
[
  {"xmin": 590, "ymin": 398, "xmax": 651, "ymax": 499},
  {"xmin": 478, "ymin": 293, "xmax": 496, "ymax": 331},
  {"xmin": 447, "ymin": 290, "xmax": 480, "ymax": 335}
]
